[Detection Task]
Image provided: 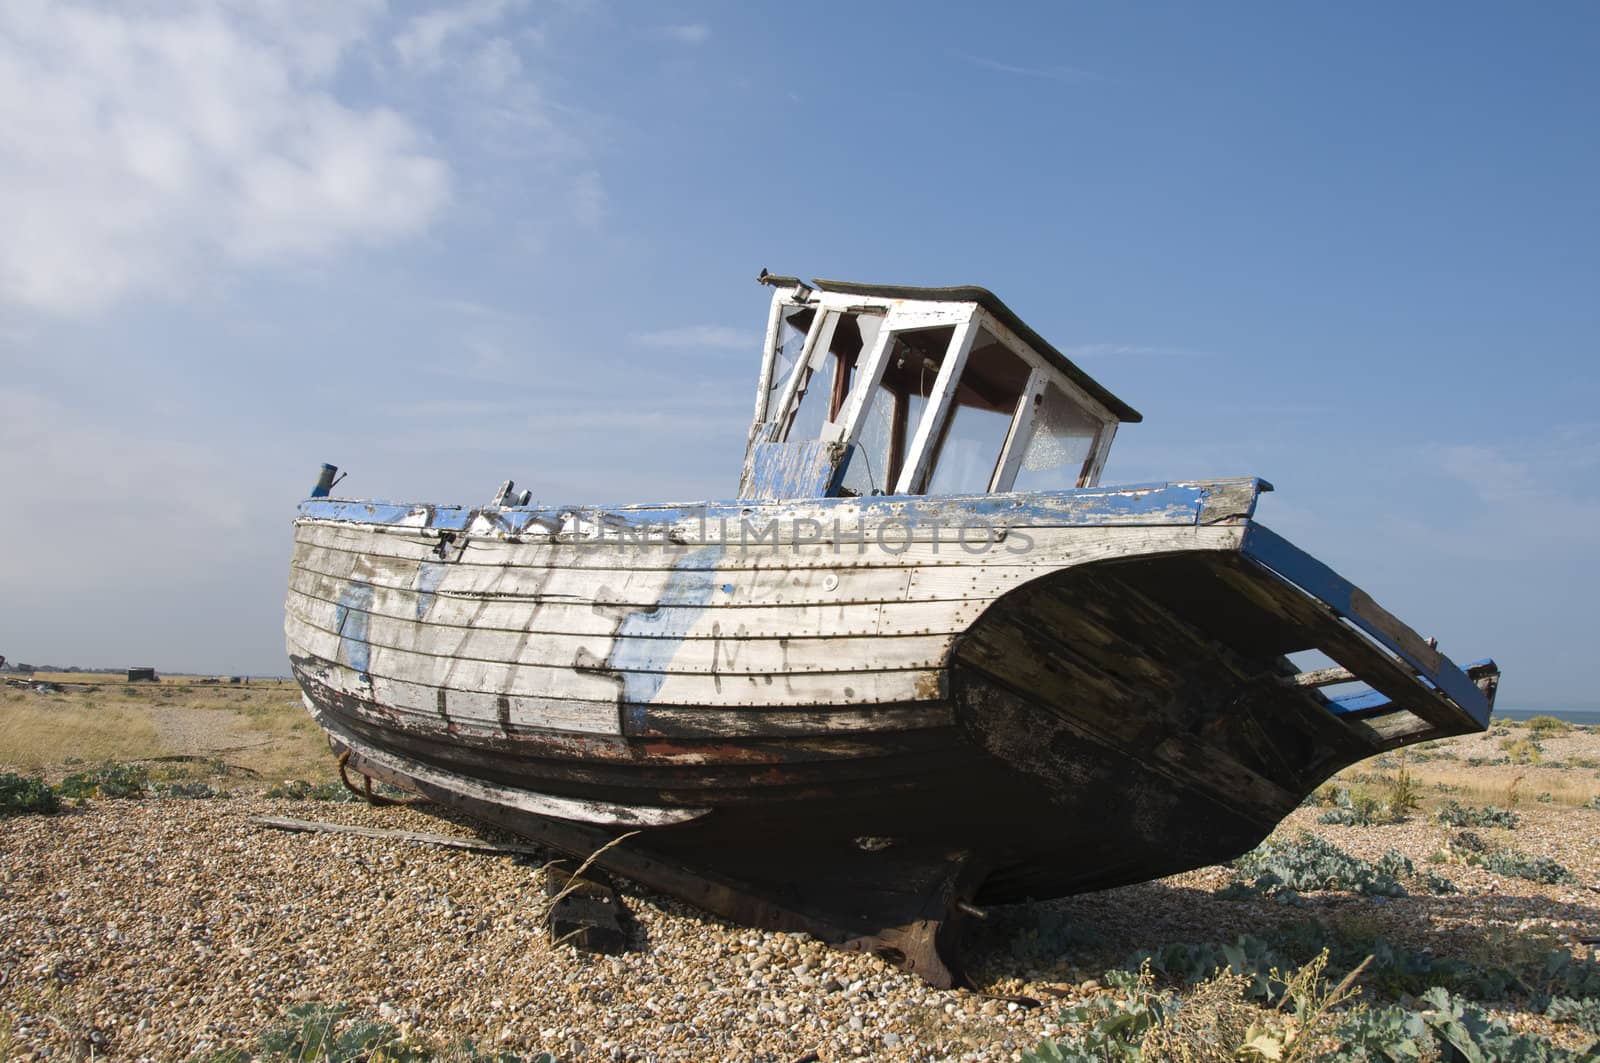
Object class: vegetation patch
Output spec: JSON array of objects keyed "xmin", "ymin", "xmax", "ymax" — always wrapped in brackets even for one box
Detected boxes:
[
  {"xmin": 1477, "ymin": 848, "xmax": 1578, "ymax": 885},
  {"xmin": 1499, "ymin": 737, "xmax": 1544, "ymax": 764},
  {"xmin": 1217, "ymin": 833, "xmax": 1413, "ymax": 901},
  {"xmin": 190, "ymin": 1002, "xmax": 552, "ymax": 1063},
  {"xmin": 1112, "ymin": 919, "xmax": 1600, "ymax": 1010},
  {"xmin": 1526, "ymin": 715, "xmax": 1573, "ymax": 737},
  {"xmin": 0, "ymin": 772, "xmax": 60, "ymax": 815},
  {"xmin": 1547, "ymin": 996, "xmax": 1600, "ymax": 1035},
  {"xmin": 156, "ymin": 780, "xmax": 226, "ymax": 799},
  {"xmin": 1022, "ymin": 955, "xmax": 1598, "ymax": 1063},
  {"xmin": 1435, "ymin": 800, "xmax": 1520, "ymax": 829},
  {"xmin": 57, "ymin": 761, "xmax": 151, "ymax": 799}
]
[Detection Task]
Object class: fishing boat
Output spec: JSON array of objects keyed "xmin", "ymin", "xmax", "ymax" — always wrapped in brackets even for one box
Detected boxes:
[{"xmin": 285, "ymin": 273, "xmax": 1499, "ymax": 986}]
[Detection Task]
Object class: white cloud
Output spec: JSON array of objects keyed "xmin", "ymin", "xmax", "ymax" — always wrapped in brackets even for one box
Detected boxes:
[
  {"xmin": 632, "ymin": 325, "xmax": 753, "ymax": 351},
  {"xmin": 392, "ymin": 0, "xmax": 523, "ymax": 70},
  {"xmin": 663, "ymin": 24, "xmax": 710, "ymax": 45},
  {"xmin": 0, "ymin": 0, "xmax": 451, "ymax": 314}
]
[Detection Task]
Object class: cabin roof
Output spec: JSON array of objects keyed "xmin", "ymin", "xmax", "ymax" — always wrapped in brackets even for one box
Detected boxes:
[{"xmin": 760, "ymin": 274, "xmax": 1142, "ymax": 423}]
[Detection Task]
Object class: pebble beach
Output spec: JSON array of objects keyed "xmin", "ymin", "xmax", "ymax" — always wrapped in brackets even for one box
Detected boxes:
[{"xmin": 2, "ymin": 689, "xmax": 1598, "ymax": 1061}]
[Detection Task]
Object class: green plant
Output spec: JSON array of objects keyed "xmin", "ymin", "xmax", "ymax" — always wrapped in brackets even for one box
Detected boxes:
[
  {"xmin": 1500, "ymin": 737, "xmax": 1544, "ymax": 764},
  {"xmin": 156, "ymin": 780, "xmax": 225, "ymax": 799},
  {"xmin": 1219, "ymin": 833, "xmax": 1411, "ymax": 900},
  {"xmin": 1546, "ymin": 996, "xmax": 1600, "ymax": 1034},
  {"xmin": 189, "ymin": 1002, "xmax": 553, "ymax": 1063},
  {"xmin": 1436, "ymin": 800, "xmax": 1520, "ymax": 829},
  {"xmin": 1384, "ymin": 763, "xmax": 1422, "ymax": 818},
  {"xmin": 1327, "ymin": 987, "xmax": 1596, "ymax": 1062},
  {"xmin": 57, "ymin": 761, "xmax": 150, "ymax": 798},
  {"xmin": 1526, "ymin": 715, "xmax": 1573, "ymax": 736},
  {"xmin": 1025, "ymin": 954, "xmax": 1598, "ymax": 1063},
  {"xmin": 0, "ymin": 772, "xmax": 60, "ymax": 815},
  {"xmin": 1478, "ymin": 848, "xmax": 1578, "ymax": 885},
  {"xmin": 1022, "ymin": 963, "xmax": 1176, "ymax": 1062}
]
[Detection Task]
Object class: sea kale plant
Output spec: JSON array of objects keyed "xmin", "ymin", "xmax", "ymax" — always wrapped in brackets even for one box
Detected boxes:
[
  {"xmin": 1436, "ymin": 800, "xmax": 1520, "ymax": 829},
  {"xmin": 1216, "ymin": 833, "xmax": 1413, "ymax": 901}
]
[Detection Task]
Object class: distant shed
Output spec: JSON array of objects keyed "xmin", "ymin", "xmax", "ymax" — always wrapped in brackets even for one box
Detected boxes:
[{"xmin": 127, "ymin": 667, "xmax": 158, "ymax": 683}]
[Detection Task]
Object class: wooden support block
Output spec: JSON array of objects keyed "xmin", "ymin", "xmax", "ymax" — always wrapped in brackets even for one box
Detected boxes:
[{"xmin": 546, "ymin": 862, "xmax": 628, "ymax": 955}]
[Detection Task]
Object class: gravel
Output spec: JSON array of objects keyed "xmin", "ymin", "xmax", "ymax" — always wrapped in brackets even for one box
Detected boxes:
[{"xmin": 2, "ymin": 726, "xmax": 1597, "ymax": 1061}]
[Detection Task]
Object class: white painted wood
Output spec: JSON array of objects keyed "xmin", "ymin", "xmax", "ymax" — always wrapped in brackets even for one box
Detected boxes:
[
  {"xmin": 894, "ymin": 318, "xmax": 979, "ymax": 494},
  {"xmin": 876, "ymin": 303, "xmax": 974, "ymax": 331},
  {"xmin": 1083, "ymin": 421, "xmax": 1118, "ymax": 488},
  {"xmin": 288, "ymin": 525, "xmax": 1244, "ymax": 712},
  {"xmin": 287, "ymin": 567, "xmax": 990, "ymax": 639},
  {"xmin": 286, "ymin": 595, "xmax": 958, "ymax": 676},
  {"xmin": 290, "ymin": 523, "xmax": 1244, "ymax": 607},
  {"xmin": 764, "ymin": 307, "xmax": 830, "ymax": 446},
  {"xmin": 773, "ymin": 311, "xmax": 841, "ymax": 443},
  {"xmin": 289, "ymin": 614, "xmax": 945, "ymax": 707},
  {"xmin": 990, "ymin": 367, "xmax": 1050, "ymax": 493},
  {"xmin": 750, "ymin": 291, "xmax": 788, "ymax": 429},
  {"xmin": 824, "ymin": 316, "xmax": 897, "ymax": 446}
]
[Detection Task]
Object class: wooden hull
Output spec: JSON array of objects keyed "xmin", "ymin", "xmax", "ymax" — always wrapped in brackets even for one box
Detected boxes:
[{"xmin": 285, "ymin": 479, "xmax": 1497, "ymax": 984}]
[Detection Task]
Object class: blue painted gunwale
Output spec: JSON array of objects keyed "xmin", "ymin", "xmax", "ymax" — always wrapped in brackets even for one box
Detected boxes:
[{"xmin": 297, "ymin": 476, "xmax": 1270, "ymax": 534}]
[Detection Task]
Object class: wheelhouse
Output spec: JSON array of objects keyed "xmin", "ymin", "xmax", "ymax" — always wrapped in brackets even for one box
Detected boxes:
[{"xmin": 740, "ymin": 275, "xmax": 1141, "ymax": 502}]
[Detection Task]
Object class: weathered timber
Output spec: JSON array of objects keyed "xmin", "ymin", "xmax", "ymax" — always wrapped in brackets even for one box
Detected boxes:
[
  {"xmin": 250, "ymin": 816, "xmax": 547, "ymax": 857},
  {"xmin": 545, "ymin": 863, "xmax": 627, "ymax": 954}
]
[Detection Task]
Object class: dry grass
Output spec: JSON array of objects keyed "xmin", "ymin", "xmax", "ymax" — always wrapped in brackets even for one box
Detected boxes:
[
  {"xmin": 0, "ymin": 694, "xmax": 167, "ymax": 767},
  {"xmin": 1330, "ymin": 722, "xmax": 1600, "ymax": 811},
  {"xmin": 0, "ymin": 674, "xmax": 334, "ymax": 784}
]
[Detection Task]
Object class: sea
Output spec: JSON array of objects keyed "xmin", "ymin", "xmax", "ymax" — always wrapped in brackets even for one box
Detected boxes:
[{"xmin": 1491, "ymin": 707, "xmax": 1600, "ymax": 727}]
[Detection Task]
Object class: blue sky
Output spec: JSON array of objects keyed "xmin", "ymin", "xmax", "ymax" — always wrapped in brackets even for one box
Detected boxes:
[{"xmin": 0, "ymin": 2, "xmax": 1595, "ymax": 709}]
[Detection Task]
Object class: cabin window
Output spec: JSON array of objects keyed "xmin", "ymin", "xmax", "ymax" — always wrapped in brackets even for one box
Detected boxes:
[
  {"xmin": 781, "ymin": 310, "xmax": 883, "ymax": 443},
  {"xmin": 764, "ymin": 306, "xmax": 815, "ymax": 423},
  {"xmin": 924, "ymin": 333, "xmax": 1031, "ymax": 495},
  {"xmin": 841, "ymin": 326, "xmax": 953, "ymax": 496},
  {"xmin": 1010, "ymin": 383, "xmax": 1105, "ymax": 491}
]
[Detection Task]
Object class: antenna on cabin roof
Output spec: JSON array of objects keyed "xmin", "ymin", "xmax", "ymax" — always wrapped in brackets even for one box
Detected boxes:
[{"xmin": 757, "ymin": 268, "xmax": 811, "ymax": 299}]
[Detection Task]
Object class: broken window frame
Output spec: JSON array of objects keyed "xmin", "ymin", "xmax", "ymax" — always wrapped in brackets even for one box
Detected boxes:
[{"xmin": 746, "ymin": 285, "xmax": 1120, "ymax": 497}]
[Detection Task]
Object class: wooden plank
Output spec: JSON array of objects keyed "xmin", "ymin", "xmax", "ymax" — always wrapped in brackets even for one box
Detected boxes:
[
  {"xmin": 546, "ymin": 862, "xmax": 627, "ymax": 954},
  {"xmin": 1209, "ymin": 557, "xmax": 1480, "ymax": 735},
  {"xmin": 896, "ymin": 317, "xmax": 978, "ymax": 494},
  {"xmin": 287, "ymin": 567, "xmax": 987, "ymax": 639},
  {"xmin": 251, "ymin": 816, "xmax": 546, "ymax": 857},
  {"xmin": 762, "ymin": 306, "xmax": 832, "ymax": 447},
  {"xmin": 1240, "ymin": 524, "xmax": 1486, "ymax": 724},
  {"xmin": 307, "ymin": 713, "xmax": 707, "ymax": 827},
  {"xmin": 749, "ymin": 291, "xmax": 788, "ymax": 427},
  {"xmin": 290, "ymin": 522, "xmax": 1245, "ymax": 607},
  {"xmin": 990, "ymin": 367, "xmax": 1050, "ymax": 492},
  {"xmin": 296, "ymin": 477, "xmax": 1269, "ymax": 555},
  {"xmin": 286, "ymin": 596, "xmax": 957, "ymax": 676},
  {"xmin": 289, "ymin": 627, "xmax": 945, "ymax": 710},
  {"xmin": 828, "ymin": 317, "xmax": 898, "ymax": 447}
]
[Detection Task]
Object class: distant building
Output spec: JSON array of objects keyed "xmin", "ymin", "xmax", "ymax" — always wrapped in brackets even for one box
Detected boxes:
[{"xmin": 127, "ymin": 667, "xmax": 158, "ymax": 682}]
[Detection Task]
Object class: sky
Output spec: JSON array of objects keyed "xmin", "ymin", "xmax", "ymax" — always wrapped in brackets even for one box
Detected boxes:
[{"xmin": 0, "ymin": 2, "xmax": 1595, "ymax": 710}]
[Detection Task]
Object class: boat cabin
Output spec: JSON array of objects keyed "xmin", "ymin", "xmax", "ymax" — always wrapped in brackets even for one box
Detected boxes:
[{"xmin": 740, "ymin": 274, "xmax": 1142, "ymax": 501}]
